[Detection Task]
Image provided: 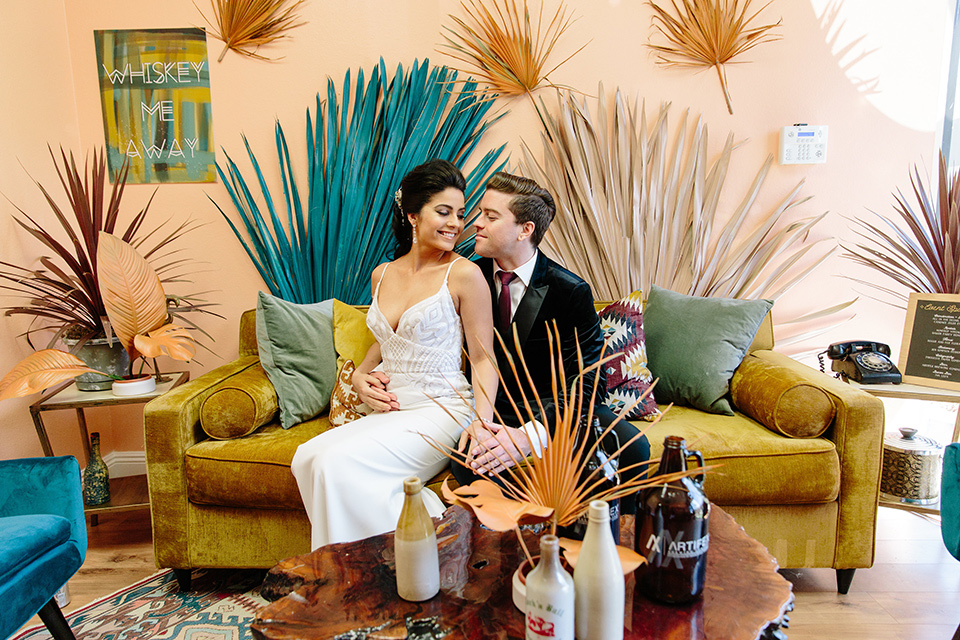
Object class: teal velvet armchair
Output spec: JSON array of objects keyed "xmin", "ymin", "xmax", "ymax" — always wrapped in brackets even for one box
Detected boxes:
[{"xmin": 0, "ymin": 456, "xmax": 87, "ymax": 640}]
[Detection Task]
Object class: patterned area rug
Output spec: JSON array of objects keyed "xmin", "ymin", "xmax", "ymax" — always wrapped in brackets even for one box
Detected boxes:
[{"xmin": 13, "ymin": 569, "xmax": 267, "ymax": 640}]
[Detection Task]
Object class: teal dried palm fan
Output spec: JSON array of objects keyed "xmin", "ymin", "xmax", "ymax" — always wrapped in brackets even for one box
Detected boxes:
[{"xmin": 211, "ymin": 58, "xmax": 508, "ymax": 304}]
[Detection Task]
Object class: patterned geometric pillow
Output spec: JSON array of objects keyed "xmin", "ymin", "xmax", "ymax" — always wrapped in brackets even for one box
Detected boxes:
[
  {"xmin": 329, "ymin": 360, "xmax": 373, "ymax": 427},
  {"xmin": 598, "ymin": 291, "xmax": 659, "ymax": 421}
]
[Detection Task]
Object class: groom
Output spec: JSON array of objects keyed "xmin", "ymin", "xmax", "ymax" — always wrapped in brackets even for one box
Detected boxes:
[{"xmin": 451, "ymin": 171, "xmax": 650, "ymax": 506}]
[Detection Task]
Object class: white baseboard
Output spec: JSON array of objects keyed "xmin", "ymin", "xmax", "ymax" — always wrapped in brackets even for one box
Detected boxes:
[{"xmin": 102, "ymin": 450, "xmax": 146, "ymax": 478}]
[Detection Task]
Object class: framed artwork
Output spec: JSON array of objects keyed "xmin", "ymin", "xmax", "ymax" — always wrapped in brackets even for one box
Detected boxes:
[
  {"xmin": 94, "ymin": 28, "xmax": 215, "ymax": 184},
  {"xmin": 899, "ymin": 292, "xmax": 960, "ymax": 391}
]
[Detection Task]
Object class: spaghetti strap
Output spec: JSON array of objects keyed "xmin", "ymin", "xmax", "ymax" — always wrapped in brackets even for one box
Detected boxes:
[
  {"xmin": 373, "ymin": 263, "xmax": 390, "ymax": 298},
  {"xmin": 443, "ymin": 257, "xmax": 463, "ymax": 284}
]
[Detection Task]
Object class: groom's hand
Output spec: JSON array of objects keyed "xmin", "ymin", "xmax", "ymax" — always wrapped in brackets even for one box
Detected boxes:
[
  {"xmin": 352, "ymin": 370, "xmax": 398, "ymax": 412},
  {"xmin": 468, "ymin": 421, "xmax": 534, "ymax": 476}
]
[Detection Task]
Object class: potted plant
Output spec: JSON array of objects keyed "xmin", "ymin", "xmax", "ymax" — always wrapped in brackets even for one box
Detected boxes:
[
  {"xmin": 843, "ymin": 151, "xmax": 960, "ymax": 302},
  {"xmin": 0, "ymin": 147, "xmax": 216, "ymax": 389},
  {"xmin": 0, "ymin": 233, "xmax": 197, "ymax": 401}
]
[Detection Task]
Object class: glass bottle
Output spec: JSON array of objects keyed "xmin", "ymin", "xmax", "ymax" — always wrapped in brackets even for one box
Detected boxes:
[
  {"xmin": 525, "ymin": 534, "xmax": 574, "ymax": 640},
  {"xmin": 574, "ymin": 500, "xmax": 624, "ymax": 640},
  {"xmin": 394, "ymin": 476, "xmax": 439, "ymax": 601},
  {"xmin": 557, "ymin": 415, "xmax": 621, "ymax": 543},
  {"xmin": 634, "ymin": 435, "xmax": 710, "ymax": 604},
  {"xmin": 82, "ymin": 432, "xmax": 111, "ymax": 506}
]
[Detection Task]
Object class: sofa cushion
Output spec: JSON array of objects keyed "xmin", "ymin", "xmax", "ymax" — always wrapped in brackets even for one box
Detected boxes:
[
  {"xmin": 200, "ymin": 364, "xmax": 280, "ymax": 440},
  {"xmin": 256, "ymin": 292, "xmax": 338, "ymax": 429},
  {"xmin": 0, "ymin": 514, "xmax": 71, "ymax": 585},
  {"xmin": 333, "ymin": 300, "xmax": 376, "ymax": 372},
  {"xmin": 730, "ymin": 353, "xmax": 836, "ymax": 438},
  {"xmin": 185, "ymin": 417, "xmax": 330, "ymax": 509},
  {"xmin": 641, "ymin": 406, "xmax": 840, "ymax": 506},
  {"xmin": 598, "ymin": 291, "xmax": 659, "ymax": 421},
  {"xmin": 644, "ymin": 285, "xmax": 773, "ymax": 415}
]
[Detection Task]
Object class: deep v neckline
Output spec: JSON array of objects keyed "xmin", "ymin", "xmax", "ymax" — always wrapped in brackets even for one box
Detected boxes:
[{"xmin": 373, "ymin": 259, "xmax": 461, "ymax": 334}]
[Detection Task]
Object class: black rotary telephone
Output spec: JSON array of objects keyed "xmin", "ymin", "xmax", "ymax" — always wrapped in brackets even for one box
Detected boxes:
[{"xmin": 819, "ymin": 341, "xmax": 902, "ymax": 384}]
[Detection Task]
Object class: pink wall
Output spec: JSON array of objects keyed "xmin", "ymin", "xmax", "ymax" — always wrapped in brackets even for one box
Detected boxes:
[{"xmin": 1, "ymin": 0, "xmax": 953, "ymax": 460}]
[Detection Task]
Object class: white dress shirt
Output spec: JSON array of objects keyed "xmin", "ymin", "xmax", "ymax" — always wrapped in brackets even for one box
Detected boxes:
[{"xmin": 493, "ymin": 250, "xmax": 538, "ymax": 323}]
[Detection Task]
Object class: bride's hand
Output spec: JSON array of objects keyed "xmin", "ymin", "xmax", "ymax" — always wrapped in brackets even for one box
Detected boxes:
[
  {"xmin": 352, "ymin": 370, "xmax": 399, "ymax": 412},
  {"xmin": 458, "ymin": 418, "xmax": 489, "ymax": 465}
]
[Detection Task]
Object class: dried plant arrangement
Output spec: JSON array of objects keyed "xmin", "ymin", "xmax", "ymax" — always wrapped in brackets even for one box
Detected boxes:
[
  {"xmin": 440, "ymin": 0, "xmax": 587, "ymax": 102},
  {"xmin": 0, "ymin": 147, "xmax": 217, "ymax": 351},
  {"xmin": 521, "ymin": 88, "xmax": 836, "ymax": 307},
  {"xmin": 646, "ymin": 0, "xmax": 781, "ymax": 114},
  {"xmin": 843, "ymin": 152, "xmax": 960, "ymax": 306},
  {"xmin": 0, "ymin": 234, "xmax": 198, "ymax": 400},
  {"xmin": 197, "ymin": 0, "xmax": 307, "ymax": 62},
  {"xmin": 422, "ymin": 324, "xmax": 708, "ymax": 568}
]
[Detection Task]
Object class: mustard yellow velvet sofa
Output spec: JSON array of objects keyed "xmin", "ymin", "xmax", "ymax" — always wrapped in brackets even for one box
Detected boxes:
[{"xmin": 143, "ymin": 307, "xmax": 885, "ymax": 592}]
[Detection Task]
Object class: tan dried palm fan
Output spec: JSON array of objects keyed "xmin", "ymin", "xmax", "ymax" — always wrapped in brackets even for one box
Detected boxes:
[
  {"xmin": 440, "ymin": 0, "xmax": 586, "ymax": 100},
  {"xmin": 197, "ymin": 0, "xmax": 307, "ymax": 62},
  {"xmin": 843, "ymin": 152, "xmax": 960, "ymax": 306},
  {"xmin": 646, "ymin": 0, "xmax": 781, "ymax": 114},
  {"xmin": 520, "ymin": 87, "xmax": 849, "ymax": 349}
]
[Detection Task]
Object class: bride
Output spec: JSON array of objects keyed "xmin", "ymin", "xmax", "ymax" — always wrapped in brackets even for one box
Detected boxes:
[{"xmin": 291, "ymin": 159, "xmax": 497, "ymax": 549}]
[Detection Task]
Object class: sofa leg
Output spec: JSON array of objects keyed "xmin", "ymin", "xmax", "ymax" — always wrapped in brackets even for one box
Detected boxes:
[
  {"xmin": 836, "ymin": 568, "xmax": 856, "ymax": 594},
  {"xmin": 37, "ymin": 597, "xmax": 77, "ymax": 640},
  {"xmin": 173, "ymin": 568, "xmax": 192, "ymax": 591}
]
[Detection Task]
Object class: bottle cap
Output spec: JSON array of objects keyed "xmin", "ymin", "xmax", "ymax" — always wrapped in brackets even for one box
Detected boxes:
[
  {"xmin": 403, "ymin": 477, "xmax": 423, "ymax": 495},
  {"xmin": 588, "ymin": 499, "xmax": 610, "ymax": 523}
]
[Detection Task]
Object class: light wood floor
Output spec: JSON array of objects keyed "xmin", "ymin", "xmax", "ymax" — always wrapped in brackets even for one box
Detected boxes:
[{"xmin": 16, "ymin": 505, "xmax": 960, "ymax": 639}]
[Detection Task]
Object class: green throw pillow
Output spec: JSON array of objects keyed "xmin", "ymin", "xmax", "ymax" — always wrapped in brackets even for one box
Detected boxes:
[
  {"xmin": 644, "ymin": 285, "xmax": 773, "ymax": 415},
  {"xmin": 256, "ymin": 291, "xmax": 337, "ymax": 429}
]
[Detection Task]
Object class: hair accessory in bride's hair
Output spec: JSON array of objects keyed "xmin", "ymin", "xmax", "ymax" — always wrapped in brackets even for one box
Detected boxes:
[{"xmin": 394, "ymin": 188, "xmax": 403, "ymax": 212}]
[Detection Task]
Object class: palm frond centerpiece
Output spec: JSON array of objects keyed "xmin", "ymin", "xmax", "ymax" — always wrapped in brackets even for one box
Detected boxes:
[{"xmin": 423, "ymin": 324, "xmax": 708, "ymax": 566}]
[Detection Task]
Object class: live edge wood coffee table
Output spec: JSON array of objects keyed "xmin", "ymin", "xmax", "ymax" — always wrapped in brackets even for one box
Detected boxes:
[{"xmin": 254, "ymin": 505, "xmax": 793, "ymax": 640}]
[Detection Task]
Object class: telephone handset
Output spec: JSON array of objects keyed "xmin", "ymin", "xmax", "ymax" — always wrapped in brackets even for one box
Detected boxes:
[{"xmin": 820, "ymin": 341, "xmax": 902, "ymax": 384}]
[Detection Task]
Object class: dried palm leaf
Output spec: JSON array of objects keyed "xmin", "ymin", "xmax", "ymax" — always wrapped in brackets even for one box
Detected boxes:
[
  {"xmin": 0, "ymin": 350, "xmax": 104, "ymax": 401},
  {"xmin": 135, "ymin": 324, "xmax": 197, "ymax": 362},
  {"xmin": 440, "ymin": 0, "xmax": 586, "ymax": 100},
  {"xmin": 96, "ymin": 232, "xmax": 168, "ymax": 363},
  {"xmin": 842, "ymin": 152, "xmax": 960, "ymax": 306},
  {"xmin": 646, "ymin": 0, "xmax": 781, "ymax": 114},
  {"xmin": 197, "ymin": 0, "xmax": 307, "ymax": 63},
  {"xmin": 520, "ymin": 87, "xmax": 847, "ymax": 345},
  {"xmin": 423, "ymin": 323, "xmax": 710, "ymax": 544}
]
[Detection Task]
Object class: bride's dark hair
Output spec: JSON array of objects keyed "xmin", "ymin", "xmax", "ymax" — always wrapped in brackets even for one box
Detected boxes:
[{"xmin": 392, "ymin": 159, "xmax": 466, "ymax": 257}]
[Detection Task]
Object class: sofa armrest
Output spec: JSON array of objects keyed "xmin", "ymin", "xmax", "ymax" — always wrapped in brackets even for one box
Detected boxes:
[
  {"xmin": 739, "ymin": 350, "xmax": 885, "ymax": 567},
  {"xmin": 143, "ymin": 355, "xmax": 263, "ymax": 566}
]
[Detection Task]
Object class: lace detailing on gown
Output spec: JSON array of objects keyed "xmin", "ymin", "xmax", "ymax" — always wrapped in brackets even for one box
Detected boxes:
[{"xmin": 367, "ymin": 259, "xmax": 471, "ymax": 402}]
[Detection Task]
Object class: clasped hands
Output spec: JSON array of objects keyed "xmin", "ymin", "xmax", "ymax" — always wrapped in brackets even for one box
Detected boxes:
[
  {"xmin": 458, "ymin": 419, "xmax": 534, "ymax": 476},
  {"xmin": 352, "ymin": 370, "xmax": 399, "ymax": 412}
]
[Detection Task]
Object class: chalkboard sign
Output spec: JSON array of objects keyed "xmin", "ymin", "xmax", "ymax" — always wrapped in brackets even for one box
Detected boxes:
[{"xmin": 899, "ymin": 293, "xmax": 960, "ymax": 391}]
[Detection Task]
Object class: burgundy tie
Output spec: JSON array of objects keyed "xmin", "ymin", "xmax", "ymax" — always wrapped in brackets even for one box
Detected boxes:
[{"xmin": 497, "ymin": 271, "xmax": 517, "ymax": 328}]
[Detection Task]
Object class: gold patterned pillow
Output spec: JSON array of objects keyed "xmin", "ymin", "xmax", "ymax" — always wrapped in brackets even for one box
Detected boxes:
[{"xmin": 329, "ymin": 359, "xmax": 372, "ymax": 427}]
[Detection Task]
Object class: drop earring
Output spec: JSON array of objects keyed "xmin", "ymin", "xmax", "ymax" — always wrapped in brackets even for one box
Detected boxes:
[{"xmin": 413, "ymin": 224, "xmax": 418, "ymax": 245}]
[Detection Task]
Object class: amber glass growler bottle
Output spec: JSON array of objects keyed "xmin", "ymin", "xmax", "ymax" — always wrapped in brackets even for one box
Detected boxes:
[{"xmin": 634, "ymin": 435, "xmax": 710, "ymax": 604}]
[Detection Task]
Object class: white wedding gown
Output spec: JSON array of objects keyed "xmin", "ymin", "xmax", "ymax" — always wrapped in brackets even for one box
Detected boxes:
[{"xmin": 291, "ymin": 259, "xmax": 473, "ymax": 550}]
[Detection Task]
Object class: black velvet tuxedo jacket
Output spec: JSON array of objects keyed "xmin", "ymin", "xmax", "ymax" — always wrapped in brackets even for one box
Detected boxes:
[{"xmin": 477, "ymin": 253, "xmax": 606, "ymax": 429}]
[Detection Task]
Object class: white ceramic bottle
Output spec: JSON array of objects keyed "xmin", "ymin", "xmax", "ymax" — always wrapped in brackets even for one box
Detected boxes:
[
  {"xmin": 525, "ymin": 534, "xmax": 575, "ymax": 640},
  {"xmin": 394, "ymin": 476, "xmax": 440, "ymax": 601},
  {"xmin": 574, "ymin": 500, "xmax": 625, "ymax": 640}
]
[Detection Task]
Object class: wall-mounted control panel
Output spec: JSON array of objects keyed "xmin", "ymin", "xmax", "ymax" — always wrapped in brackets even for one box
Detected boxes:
[{"xmin": 779, "ymin": 124, "xmax": 828, "ymax": 165}]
